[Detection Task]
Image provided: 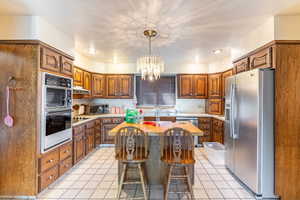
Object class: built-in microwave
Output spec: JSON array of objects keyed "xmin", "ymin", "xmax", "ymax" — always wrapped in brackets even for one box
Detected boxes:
[
  {"xmin": 41, "ymin": 72, "xmax": 73, "ymax": 153},
  {"xmin": 43, "ymin": 73, "xmax": 72, "ymax": 110}
]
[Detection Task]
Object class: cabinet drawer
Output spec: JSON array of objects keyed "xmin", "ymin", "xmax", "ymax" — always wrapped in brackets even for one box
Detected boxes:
[
  {"xmin": 40, "ymin": 149, "xmax": 59, "ymax": 173},
  {"xmin": 198, "ymin": 117, "xmax": 211, "ymax": 124},
  {"xmin": 199, "ymin": 123, "xmax": 211, "ymax": 130},
  {"xmin": 102, "ymin": 118, "xmax": 112, "ymax": 124},
  {"xmin": 86, "ymin": 121, "xmax": 95, "ymax": 129},
  {"xmin": 250, "ymin": 47, "xmax": 272, "ymax": 69},
  {"xmin": 73, "ymin": 125, "xmax": 85, "ymax": 136},
  {"xmin": 59, "ymin": 142, "xmax": 72, "ymax": 161},
  {"xmin": 234, "ymin": 57, "xmax": 249, "ymax": 74},
  {"xmin": 112, "ymin": 118, "xmax": 124, "ymax": 124},
  {"xmin": 59, "ymin": 157, "xmax": 72, "ymax": 176},
  {"xmin": 95, "ymin": 119, "xmax": 101, "ymax": 125},
  {"xmin": 39, "ymin": 165, "xmax": 59, "ymax": 191}
]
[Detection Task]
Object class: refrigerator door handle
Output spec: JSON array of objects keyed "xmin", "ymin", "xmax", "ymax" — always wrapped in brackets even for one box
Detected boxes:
[
  {"xmin": 231, "ymin": 84, "xmax": 237, "ymax": 139},
  {"xmin": 229, "ymin": 84, "xmax": 234, "ymax": 139}
]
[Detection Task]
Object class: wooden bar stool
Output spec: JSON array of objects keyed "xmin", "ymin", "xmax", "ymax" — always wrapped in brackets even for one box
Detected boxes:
[
  {"xmin": 115, "ymin": 126, "xmax": 149, "ymax": 200},
  {"xmin": 160, "ymin": 128, "xmax": 195, "ymax": 200}
]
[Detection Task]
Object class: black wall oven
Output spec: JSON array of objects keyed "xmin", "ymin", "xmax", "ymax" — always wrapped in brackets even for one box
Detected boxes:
[{"xmin": 41, "ymin": 73, "xmax": 73, "ymax": 153}]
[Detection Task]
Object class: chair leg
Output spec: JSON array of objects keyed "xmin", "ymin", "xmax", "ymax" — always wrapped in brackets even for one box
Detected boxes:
[
  {"xmin": 185, "ymin": 166, "xmax": 195, "ymax": 200},
  {"xmin": 138, "ymin": 163, "xmax": 148, "ymax": 200},
  {"xmin": 117, "ymin": 163, "xmax": 127, "ymax": 200},
  {"xmin": 164, "ymin": 165, "xmax": 173, "ymax": 200}
]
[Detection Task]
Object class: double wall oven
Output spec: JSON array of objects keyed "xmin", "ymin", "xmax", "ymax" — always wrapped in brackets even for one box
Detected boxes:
[{"xmin": 41, "ymin": 73, "xmax": 73, "ymax": 153}]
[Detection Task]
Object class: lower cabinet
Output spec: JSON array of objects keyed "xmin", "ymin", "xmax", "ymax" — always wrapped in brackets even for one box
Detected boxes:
[
  {"xmin": 101, "ymin": 117, "xmax": 124, "ymax": 144},
  {"xmin": 95, "ymin": 119, "xmax": 101, "ymax": 146},
  {"xmin": 73, "ymin": 125, "xmax": 86, "ymax": 164},
  {"xmin": 198, "ymin": 117, "xmax": 224, "ymax": 145},
  {"xmin": 198, "ymin": 117, "xmax": 212, "ymax": 145},
  {"xmin": 143, "ymin": 116, "xmax": 176, "ymax": 122},
  {"xmin": 211, "ymin": 118, "xmax": 224, "ymax": 144},
  {"xmin": 38, "ymin": 141, "xmax": 73, "ymax": 192},
  {"xmin": 85, "ymin": 121, "xmax": 95, "ymax": 155}
]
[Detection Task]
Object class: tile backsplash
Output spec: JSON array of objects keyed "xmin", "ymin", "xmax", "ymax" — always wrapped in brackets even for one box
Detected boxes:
[{"xmin": 73, "ymin": 98, "xmax": 206, "ymax": 114}]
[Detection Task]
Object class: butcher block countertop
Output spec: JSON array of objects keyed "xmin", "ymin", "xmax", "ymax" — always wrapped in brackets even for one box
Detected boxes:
[{"xmin": 108, "ymin": 121, "xmax": 204, "ymax": 136}]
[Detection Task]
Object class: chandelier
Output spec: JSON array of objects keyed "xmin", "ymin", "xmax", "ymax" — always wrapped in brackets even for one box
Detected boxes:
[{"xmin": 137, "ymin": 29, "xmax": 164, "ymax": 81}]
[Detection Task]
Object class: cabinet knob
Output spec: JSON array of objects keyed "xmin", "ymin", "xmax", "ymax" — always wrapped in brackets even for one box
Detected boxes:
[
  {"xmin": 48, "ymin": 175, "xmax": 53, "ymax": 180},
  {"xmin": 64, "ymin": 150, "xmax": 69, "ymax": 153},
  {"xmin": 47, "ymin": 159, "xmax": 54, "ymax": 163}
]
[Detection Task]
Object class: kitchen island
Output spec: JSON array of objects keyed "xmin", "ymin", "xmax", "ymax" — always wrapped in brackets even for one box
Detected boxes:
[{"xmin": 109, "ymin": 121, "xmax": 203, "ymax": 185}]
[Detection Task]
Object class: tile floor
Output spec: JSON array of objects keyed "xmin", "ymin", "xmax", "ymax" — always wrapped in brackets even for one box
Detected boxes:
[{"xmin": 38, "ymin": 147, "xmax": 255, "ymax": 200}]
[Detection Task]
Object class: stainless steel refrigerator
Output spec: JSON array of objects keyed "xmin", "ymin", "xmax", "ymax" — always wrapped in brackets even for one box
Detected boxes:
[{"xmin": 224, "ymin": 68, "xmax": 278, "ymax": 199}]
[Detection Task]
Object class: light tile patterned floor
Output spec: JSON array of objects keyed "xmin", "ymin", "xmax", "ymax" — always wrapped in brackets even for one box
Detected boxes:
[{"xmin": 38, "ymin": 147, "xmax": 255, "ymax": 200}]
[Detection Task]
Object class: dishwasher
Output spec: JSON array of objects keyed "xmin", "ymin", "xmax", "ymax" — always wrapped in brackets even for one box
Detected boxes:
[{"xmin": 176, "ymin": 117, "xmax": 200, "ymax": 147}]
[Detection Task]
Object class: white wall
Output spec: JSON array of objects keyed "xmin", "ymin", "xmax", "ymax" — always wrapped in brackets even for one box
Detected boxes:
[
  {"xmin": 0, "ymin": 15, "xmax": 74, "ymax": 56},
  {"xmin": 275, "ymin": 15, "xmax": 300, "ymax": 40}
]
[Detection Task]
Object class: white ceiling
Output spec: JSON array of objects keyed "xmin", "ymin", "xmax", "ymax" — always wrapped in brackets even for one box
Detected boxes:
[{"xmin": 0, "ymin": 0, "xmax": 300, "ymax": 64}]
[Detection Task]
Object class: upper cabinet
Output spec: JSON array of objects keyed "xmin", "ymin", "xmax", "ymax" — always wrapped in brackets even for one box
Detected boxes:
[
  {"xmin": 92, "ymin": 74, "xmax": 106, "ymax": 98},
  {"xmin": 83, "ymin": 71, "xmax": 92, "ymax": 97},
  {"xmin": 61, "ymin": 56, "xmax": 73, "ymax": 76},
  {"xmin": 40, "ymin": 46, "xmax": 73, "ymax": 77},
  {"xmin": 233, "ymin": 45, "xmax": 275, "ymax": 74},
  {"xmin": 73, "ymin": 67, "xmax": 84, "ymax": 87},
  {"xmin": 177, "ymin": 74, "xmax": 207, "ymax": 99},
  {"xmin": 222, "ymin": 69, "xmax": 233, "ymax": 98},
  {"xmin": 106, "ymin": 75, "xmax": 134, "ymax": 99},
  {"xmin": 208, "ymin": 73, "xmax": 222, "ymax": 99}
]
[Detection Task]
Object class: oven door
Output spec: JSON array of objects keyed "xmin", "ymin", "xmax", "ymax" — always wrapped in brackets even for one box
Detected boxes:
[
  {"xmin": 42, "ymin": 109, "xmax": 72, "ymax": 152},
  {"xmin": 45, "ymin": 86, "xmax": 67, "ymax": 109}
]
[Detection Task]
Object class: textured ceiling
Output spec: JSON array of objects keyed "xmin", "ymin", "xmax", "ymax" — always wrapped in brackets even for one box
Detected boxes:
[{"xmin": 0, "ymin": 0, "xmax": 300, "ymax": 64}]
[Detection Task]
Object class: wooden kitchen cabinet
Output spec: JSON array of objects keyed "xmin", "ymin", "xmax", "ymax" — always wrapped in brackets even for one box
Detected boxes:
[
  {"xmin": 95, "ymin": 120, "xmax": 101, "ymax": 146},
  {"xmin": 144, "ymin": 116, "xmax": 176, "ymax": 122},
  {"xmin": 73, "ymin": 67, "xmax": 84, "ymax": 87},
  {"xmin": 194, "ymin": 74, "xmax": 208, "ymax": 98},
  {"xmin": 198, "ymin": 117, "xmax": 212, "ymax": 145},
  {"xmin": 212, "ymin": 119, "xmax": 224, "ymax": 144},
  {"xmin": 106, "ymin": 75, "xmax": 133, "ymax": 98},
  {"xmin": 92, "ymin": 74, "xmax": 106, "ymax": 98},
  {"xmin": 40, "ymin": 47, "xmax": 61, "ymax": 73},
  {"xmin": 60, "ymin": 56, "xmax": 73, "ymax": 76},
  {"xmin": 249, "ymin": 47, "xmax": 272, "ymax": 70},
  {"xmin": 101, "ymin": 118, "xmax": 124, "ymax": 144},
  {"xmin": 206, "ymin": 99, "xmax": 223, "ymax": 115},
  {"xmin": 85, "ymin": 121, "xmax": 95, "ymax": 155},
  {"xmin": 233, "ymin": 57, "xmax": 249, "ymax": 74},
  {"xmin": 222, "ymin": 69, "xmax": 233, "ymax": 98},
  {"xmin": 177, "ymin": 74, "xmax": 207, "ymax": 99},
  {"xmin": 83, "ymin": 71, "xmax": 92, "ymax": 97},
  {"xmin": 177, "ymin": 75, "xmax": 194, "ymax": 98},
  {"xmin": 208, "ymin": 73, "xmax": 222, "ymax": 99},
  {"xmin": 39, "ymin": 165, "xmax": 59, "ymax": 191},
  {"xmin": 73, "ymin": 125, "xmax": 86, "ymax": 164}
]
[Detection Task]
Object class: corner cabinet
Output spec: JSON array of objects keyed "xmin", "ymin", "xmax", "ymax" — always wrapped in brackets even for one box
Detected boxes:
[
  {"xmin": 177, "ymin": 74, "xmax": 207, "ymax": 99},
  {"xmin": 208, "ymin": 73, "xmax": 222, "ymax": 99},
  {"xmin": 106, "ymin": 75, "xmax": 133, "ymax": 98}
]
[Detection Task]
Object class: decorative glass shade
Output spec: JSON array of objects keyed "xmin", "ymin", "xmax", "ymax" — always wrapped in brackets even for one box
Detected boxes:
[{"xmin": 137, "ymin": 55, "xmax": 164, "ymax": 81}]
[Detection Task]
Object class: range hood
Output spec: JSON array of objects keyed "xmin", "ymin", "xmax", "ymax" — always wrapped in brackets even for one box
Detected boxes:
[{"xmin": 73, "ymin": 86, "xmax": 90, "ymax": 95}]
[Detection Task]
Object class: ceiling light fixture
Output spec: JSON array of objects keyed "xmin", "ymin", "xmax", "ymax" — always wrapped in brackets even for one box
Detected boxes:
[
  {"xmin": 137, "ymin": 29, "xmax": 164, "ymax": 81},
  {"xmin": 213, "ymin": 49, "xmax": 222, "ymax": 54}
]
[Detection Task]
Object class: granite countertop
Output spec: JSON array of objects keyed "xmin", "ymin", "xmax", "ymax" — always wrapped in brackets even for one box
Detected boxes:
[{"xmin": 72, "ymin": 113, "xmax": 225, "ymax": 127}]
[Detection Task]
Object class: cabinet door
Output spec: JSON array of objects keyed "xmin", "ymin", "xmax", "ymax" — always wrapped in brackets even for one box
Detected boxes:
[
  {"xmin": 206, "ymin": 99, "xmax": 223, "ymax": 115},
  {"xmin": 85, "ymin": 128, "xmax": 94, "ymax": 155},
  {"xmin": 234, "ymin": 57, "xmax": 249, "ymax": 74},
  {"xmin": 106, "ymin": 75, "xmax": 119, "ymax": 98},
  {"xmin": 95, "ymin": 124, "xmax": 101, "ymax": 146},
  {"xmin": 208, "ymin": 73, "xmax": 222, "ymax": 98},
  {"xmin": 177, "ymin": 75, "xmax": 194, "ymax": 98},
  {"xmin": 73, "ymin": 67, "xmax": 84, "ymax": 87},
  {"xmin": 40, "ymin": 47, "xmax": 60, "ymax": 72},
  {"xmin": 101, "ymin": 124, "xmax": 117, "ymax": 144},
  {"xmin": 212, "ymin": 119, "xmax": 224, "ymax": 144},
  {"xmin": 194, "ymin": 75, "xmax": 208, "ymax": 98},
  {"xmin": 249, "ymin": 47, "xmax": 272, "ymax": 69},
  {"xmin": 222, "ymin": 69, "xmax": 233, "ymax": 98},
  {"xmin": 119, "ymin": 75, "xmax": 133, "ymax": 98},
  {"xmin": 92, "ymin": 74, "xmax": 106, "ymax": 98},
  {"xmin": 83, "ymin": 71, "xmax": 92, "ymax": 97},
  {"xmin": 73, "ymin": 133, "xmax": 85, "ymax": 164},
  {"xmin": 61, "ymin": 56, "xmax": 73, "ymax": 76}
]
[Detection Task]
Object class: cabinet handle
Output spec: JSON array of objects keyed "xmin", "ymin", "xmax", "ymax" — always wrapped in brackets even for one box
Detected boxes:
[
  {"xmin": 64, "ymin": 150, "xmax": 69, "ymax": 153},
  {"xmin": 47, "ymin": 159, "xmax": 54, "ymax": 163},
  {"xmin": 48, "ymin": 175, "xmax": 53, "ymax": 180}
]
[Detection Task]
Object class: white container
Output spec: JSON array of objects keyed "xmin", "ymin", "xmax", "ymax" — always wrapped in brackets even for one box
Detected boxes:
[{"xmin": 203, "ymin": 142, "xmax": 225, "ymax": 166}]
